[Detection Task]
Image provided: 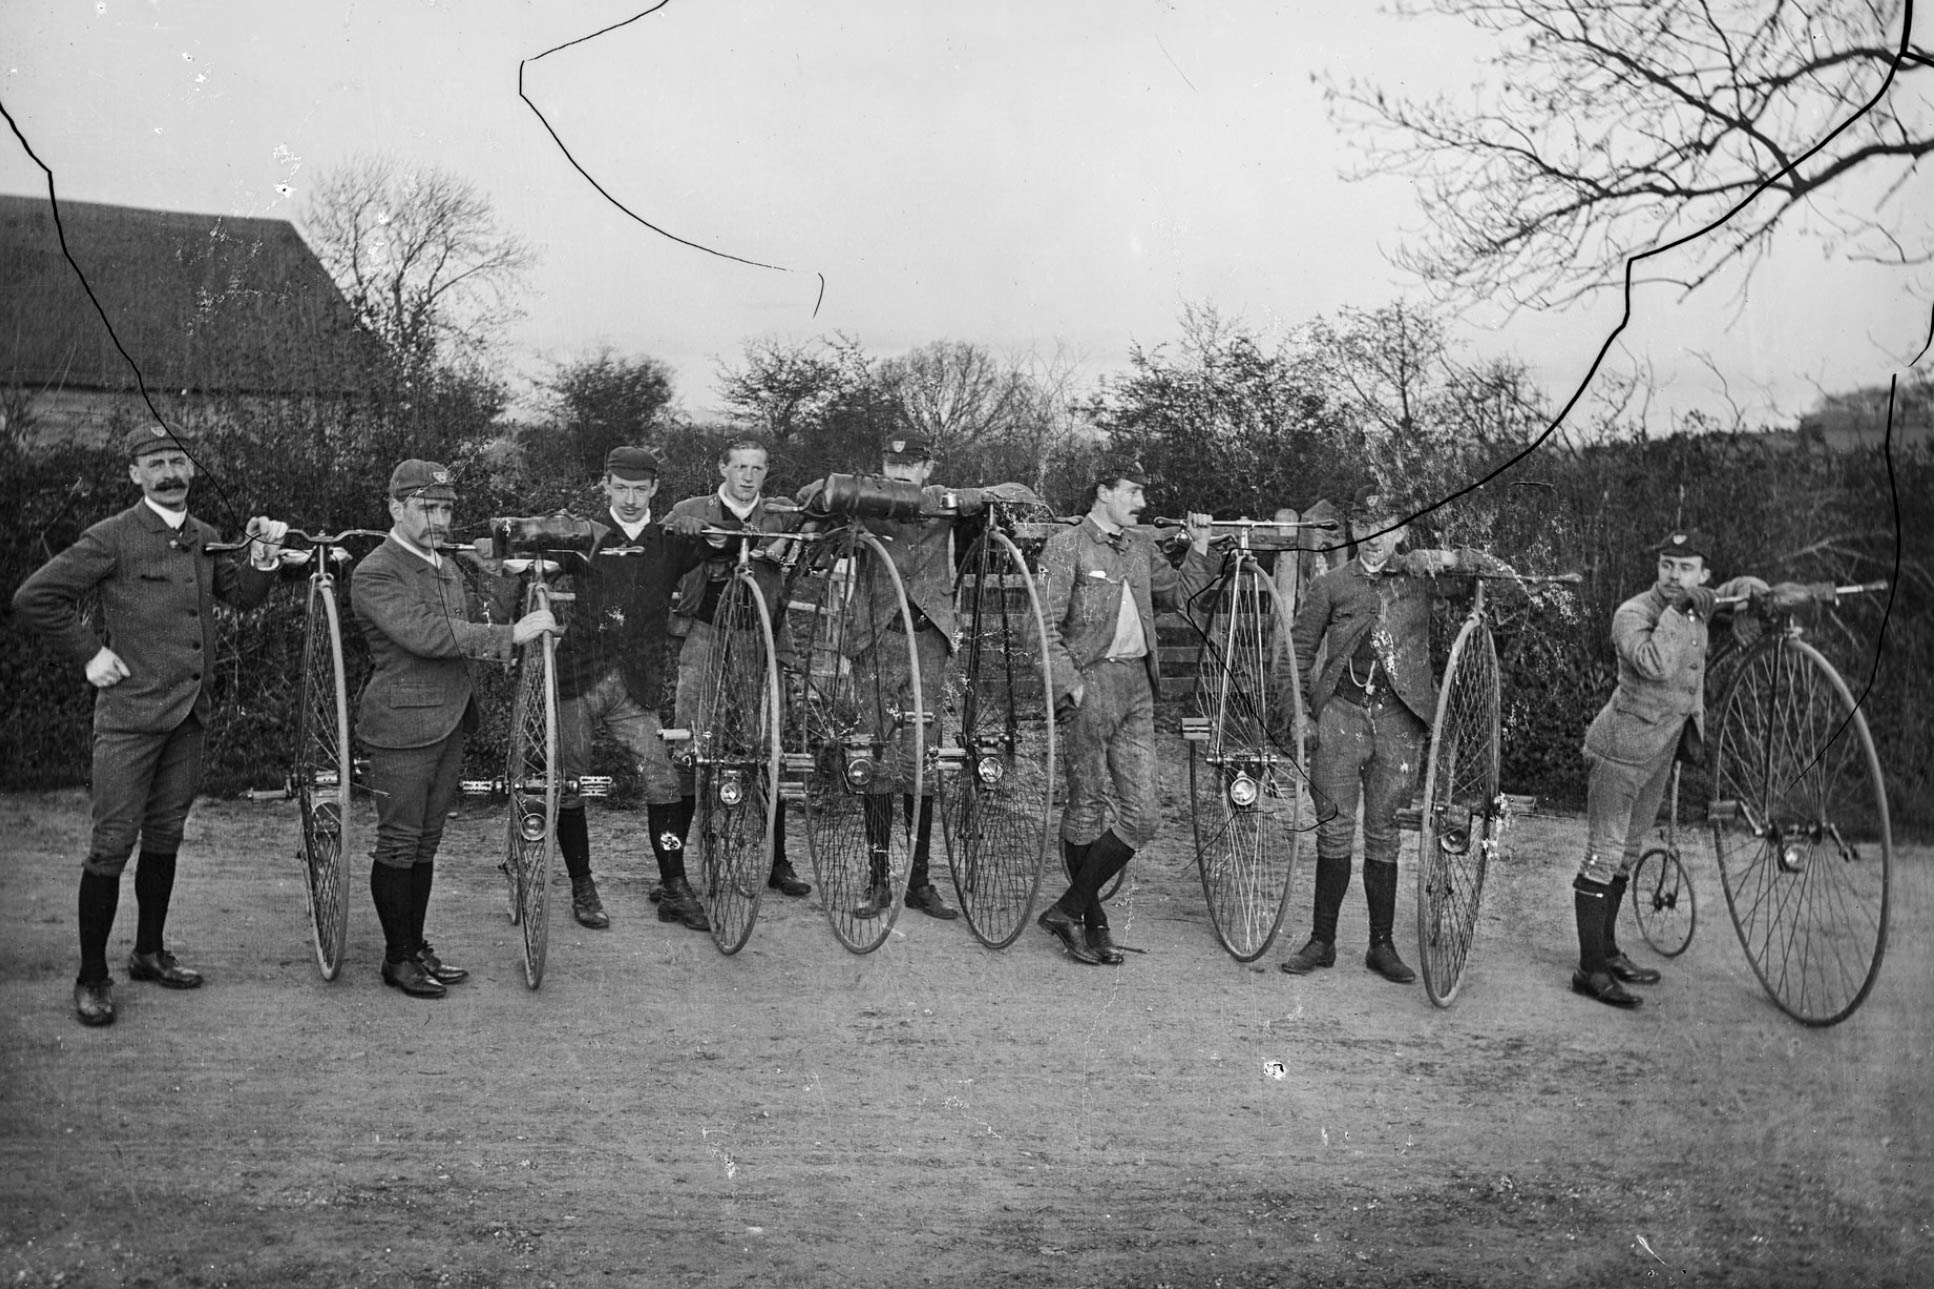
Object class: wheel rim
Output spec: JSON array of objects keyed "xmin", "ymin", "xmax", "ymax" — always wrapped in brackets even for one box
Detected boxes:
[
  {"xmin": 788, "ymin": 531, "xmax": 923, "ymax": 953},
  {"xmin": 1631, "ymin": 848, "xmax": 1696, "ymax": 958},
  {"xmin": 505, "ymin": 601, "xmax": 557, "ymax": 988},
  {"xmin": 941, "ymin": 530, "xmax": 1054, "ymax": 949},
  {"xmin": 296, "ymin": 578, "xmax": 352, "ymax": 980},
  {"xmin": 1190, "ymin": 562, "xmax": 1302, "ymax": 962},
  {"xmin": 1416, "ymin": 619, "xmax": 1499, "ymax": 1007},
  {"xmin": 693, "ymin": 576, "xmax": 780, "ymax": 955},
  {"xmin": 1710, "ymin": 636, "xmax": 1891, "ymax": 1026}
]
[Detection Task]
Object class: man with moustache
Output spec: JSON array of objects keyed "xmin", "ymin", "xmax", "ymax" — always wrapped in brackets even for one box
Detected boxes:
[
  {"xmin": 1035, "ymin": 460, "xmax": 1215, "ymax": 965},
  {"xmin": 667, "ymin": 438, "xmax": 813, "ymax": 902},
  {"xmin": 350, "ymin": 459, "xmax": 556, "ymax": 998},
  {"xmin": 548, "ymin": 446, "xmax": 710, "ymax": 933},
  {"xmin": 1278, "ymin": 487, "xmax": 1503, "ymax": 986},
  {"xmin": 13, "ymin": 425, "xmax": 287, "ymax": 1026}
]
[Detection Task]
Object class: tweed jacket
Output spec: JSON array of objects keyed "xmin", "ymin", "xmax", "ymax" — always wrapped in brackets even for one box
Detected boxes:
[
  {"xmin": 553, "ymin": 512, "xmax": 707, "ymax": 705},
  {"xmin": 350, "ymin": 536, "xmax": 516, "ymax": 750},
  {"xmin": 1581, "ymin": 586, "xmax": 1710, "ymax": 768},
  {"xmin": 1292, "ymin": 550, "xmax": 1502, "ymax": 727},
  {"xmin": 11, "ymin": 501, "xmax": 274, "ymax": 734},
  {"xmin": 667, "ymin": 491, "xmax": 800, "ymax": 636},
  {"xmin": 843, "ymin": 484, "xmax": 989, "ymax": 657},
  {"xmin": 1040, "ymin": 517, "xmax": 1216, "ymax": 701}
]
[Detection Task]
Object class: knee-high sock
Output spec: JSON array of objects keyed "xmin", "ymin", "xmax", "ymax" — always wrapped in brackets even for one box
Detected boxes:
[
  {"xmin": 132, "ymin": 849, "xmax": 177, "ymax": 955},
  {"xmin": 409, "ymin": 861, "xmax": 436, "ymax": 950},
  {"xmin": 1059, "ymin": 829, "xmax": 1133, "ymax": 922},
  {"xmin": 1310, "ymin": 853, "xmax": 1351, "ymax": 945},
  {"xmin": 370, "ymin": 862, "xmax": 416, "ymax": 964},
  {"xmin": 1573, "ymin": 876, "xmax": 1610, "ymax": 973},
  {"xmin": 1363, "ymin": 859, "xmax": 1399, "ymax": 944},
  {"xmin": 648, "ymin": 802, "xmax": 687, "ymax": 884},
  {"xmin": 557, "ymin": 807, "xmax": 592, "ymax": 883},
  {"xmin": 77, "ymin": 870, "xmax": 120, "ymax": 983},
  {"xmin": 863, "ymin": 796, "xmax": 893, "ymax": 885},
  {"xmin": 1604, "ymin": 873, "xmax": 1631, "ymax": 957},
  {"xmin": 904, "ymin": 795, "xmax": 935, "ymax": 888}
]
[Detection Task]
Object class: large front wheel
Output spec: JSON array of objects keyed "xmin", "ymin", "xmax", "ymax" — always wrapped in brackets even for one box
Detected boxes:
[
  {"xmin": 939, "ymin": 529, "xmax": 1055, "ymax": 949},
  {"xmin": 1188, "ymin": 561, "xmax": 1304, "ymax": 962},
  {"xmin": 295, "ymin": 577, "xmax": 353, "ymax": 980},
  {"xmin": 504, "ymin": 589, "xmax": 559, "ymax": 989},
  {"xmin": 1416, "ymin": 618, "xmax": 1500, "ymax": 1007},
  {"xmin": 786, "ymin": 529, "xmax": 924, "ymax": 954},
  {"xmin": 691, "ymin": 575, "xmax": 782, "ymax": 955},
  {"xmin": 1709, "ymin": 634, "xmax": 1891, "ymax": 1026}
]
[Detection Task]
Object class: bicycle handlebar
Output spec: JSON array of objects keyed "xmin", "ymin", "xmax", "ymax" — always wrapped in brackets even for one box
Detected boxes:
[{"xmin": 1717, "ymin": 579, "xmax": 1889, "ymax": 610}]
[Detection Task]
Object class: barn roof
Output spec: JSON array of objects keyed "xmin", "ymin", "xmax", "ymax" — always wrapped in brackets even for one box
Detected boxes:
[{"xmin": 0, "ymin": 193, "xmax": 383, "ymax": 398}]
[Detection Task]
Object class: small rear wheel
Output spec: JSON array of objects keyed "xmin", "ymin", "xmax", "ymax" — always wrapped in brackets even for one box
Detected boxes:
[{"xmin": 1630, "ymin": 847, "xmax": 1696, "ymax": 958}]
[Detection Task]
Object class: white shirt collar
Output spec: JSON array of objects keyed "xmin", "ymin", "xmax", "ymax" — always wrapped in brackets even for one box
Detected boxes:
[
  {"xmin": 717, "ymin": 486, "xmax": 759, "ymax": 521},
  {"xmin": 144, "ymin": 497, "xmax": 188, "ymax": 530},
  {"xmin": 389, "ymin": 527, "xmax": 441, "ymax": 567},
  {"xmin": 612, "ymin": 509, "xmax": 651, "ymax": 541}
]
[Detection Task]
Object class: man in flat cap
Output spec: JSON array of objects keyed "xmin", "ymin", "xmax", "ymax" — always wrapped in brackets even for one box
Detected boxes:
[
  {"xmin": 548, "ymin": 446, "xmax": 711, "ymax": 934},
  {"xmin": 13, "ymin": 425, "xmax": 287, "ymax": 1026},
  {"xmin": 1035, "ymin": 459, "xmax": 1214, "ymax": 965},
  {"xmin": 666, "ymin": 437, "xmax": 812, "ymax": 902},
  {"xmin": 1569, "ymin": 530, "xmax": 1765, "ymax": 1008},
  {"xmin": 350, "ymin": 459, "xmax": 556, "ymax": 998},
  {"xmin": 1279, "ymin": 487, "xmax": 1503, "ymax": 987}
]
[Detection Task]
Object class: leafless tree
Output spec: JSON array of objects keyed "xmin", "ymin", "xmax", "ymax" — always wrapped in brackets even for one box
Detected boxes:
[
  {"xmin": 302, "ymin": 156, "xmax": 535, "ymax": 375},
  {"xmin": 1322, "ymin": 1, "xmax": 1930, "ymax": 307}
]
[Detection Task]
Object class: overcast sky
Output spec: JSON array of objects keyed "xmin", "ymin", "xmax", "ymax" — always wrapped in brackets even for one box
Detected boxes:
[{"xmin": 3, "ymin": 0, "xmax": 1926, "ymax": 429}]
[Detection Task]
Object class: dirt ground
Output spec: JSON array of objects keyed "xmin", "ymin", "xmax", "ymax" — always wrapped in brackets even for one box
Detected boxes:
[{"xmin": 2, "ymin": 746, "xmax": 1928, "ymax": 1289}]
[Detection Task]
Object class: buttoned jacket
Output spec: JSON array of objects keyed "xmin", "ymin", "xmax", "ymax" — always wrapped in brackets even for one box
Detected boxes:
[
  {"xmin": 1582, "ymin": 586, "xmax": 1711, "ymax": 768},
  {"xmin": 845, "ymin": 484, "xmax": 988, "ymax": 657},
  {"xmin": 350, "ymin": 536, "xmax": 516, "ymax": 750},
  {"xmin": 1040, "ymin": 516, "xmax": 1216, "ymax": 701},
  {"xmin": 11, "ymin": 501, "xmax": 273, "ymax": 734},
  {"xmin": 1292, "ymin": 551, "xmax": 1501, "ymax": 727},
  {"xmin": 667, "ymin": 492, "xmax": 799, "ymax": 635},
  {"xmin": 554, "ymin": 512, "xmax": 707, "ymax": 705}
]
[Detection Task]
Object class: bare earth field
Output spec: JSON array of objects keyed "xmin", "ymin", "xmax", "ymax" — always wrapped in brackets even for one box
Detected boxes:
[{"xmin": 2, "ymin": 746, "xmax": 1928, "ymax": 1289}]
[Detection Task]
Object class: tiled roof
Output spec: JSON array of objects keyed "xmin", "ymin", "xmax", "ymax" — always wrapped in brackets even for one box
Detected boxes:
[{"xmin": 0, "ymin": 193, "xmax": 383, "ymax": 397}]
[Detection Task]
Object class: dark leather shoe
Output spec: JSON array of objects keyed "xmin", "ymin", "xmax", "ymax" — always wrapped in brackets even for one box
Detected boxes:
[
  {"xmin": 1086, "ymin": 924, "xmax": 1126, "ymax": 966},
  {"xmin": 383, "ymin": 957, "xmax": 447, "ymax": 998},
  {"xmin": 572, "ymin": 878, "xmax": 611, "ymax": 929},
  {"xmin": 767, "ymin": 859, "xmax": 812, "ymax": 898},
  {"xmin": 656, "ymin": 877, "xmax": 711, "ymax": 932},
  {"xmin": 1571, "ymin": 968, "xmax": 1641, "ymax": 1008},
  {"xmin": 1603, "ymin": 952, "xmax": 1662, "ymax": 985},
  {"xmin": 851, "ymin": 884, "xmax": 893, "ymax": 920},
  {"xmin": 1037, "ymin": 905, "xmax": 1101, "ymax": 964},
  {"xmin": 416, "ymin": 942, "xmax": 468, "ymax": 984},
  {"xmin": 1365, "ymin": 939, "xmax": 1417, "ymax": 984},
  {"xmin": 1278, "ymin": 938, "xmax": 1336, "ymax": 975},
  {"xmin": 73, "ymin": 979, "xmax": 115, "ymax": 1026},
  {"xmin": 127, "ymin": 949, "xmax": 203, "ymax": 989},
  {"xmin": 904, "ymin": 883, "xmax": 960, "ymax": 920},
  {"xmin": 647, "ymin": 882, "xmax": 664, "ymax": 904}
]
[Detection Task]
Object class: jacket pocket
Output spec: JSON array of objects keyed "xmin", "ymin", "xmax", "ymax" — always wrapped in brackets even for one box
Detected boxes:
[{"xmin": 389, "ymin": 683, "xmax": 441, "ymax": 708}]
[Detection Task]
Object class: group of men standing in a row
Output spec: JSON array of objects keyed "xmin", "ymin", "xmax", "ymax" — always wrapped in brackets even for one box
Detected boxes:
[{"xmin": 15, "ymin": 423, "xmax": 1763, "ymax": 1026}]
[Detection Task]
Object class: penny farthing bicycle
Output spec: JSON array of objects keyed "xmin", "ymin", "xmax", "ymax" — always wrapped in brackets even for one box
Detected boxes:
[
  {"xmin": 464, "ymin": 517, "xmax": 579, "ymax": 989},
  {"xmin": 1180, "ymin": 518, "xmax": 1335, "ymax": 962},
  {"xmin": 1704, "ymin": 580, "xmax": 1891, "ymax": 1026},
  {"xmin": 935, "ymin": 495, "xmax": 1057, "ymax": 949},
  {"xmin": 678, "ymin": 524, "xmax": 787, "ymax": 955},
  {"xmin": 780, "ymin": 475, "xmax": 928, "ymax": 954},
  {"xmin": 1413, "ymin": 570, "xmax": 1579, "ymax": 1007},
  {"xmin": 219, "ymin": 527, "xmax": 387, "ymax": 980}
]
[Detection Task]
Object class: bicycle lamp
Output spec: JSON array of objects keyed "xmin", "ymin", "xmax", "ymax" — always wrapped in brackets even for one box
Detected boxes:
[
  {"xmin": 975, "ymin": 756, "xmax": 1006, "ymax": 788},
  {"xmin": 716, "ymin": 771, "xmax": 747, "ymax": 808},
  {"xmin": 844, "ymin": 755, "xmax": 877, "ymax": 789},
  {"xmin": 518, "ymin": 811, "xmax": 547, "ymax": 843},
  {"xmin": 1226, "ymin": 772, "xmax": 1260, "ymax": 809},
  {"xmin": 1778, "ymin": 836, "xmax": 1807, "ymax": 873}
]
